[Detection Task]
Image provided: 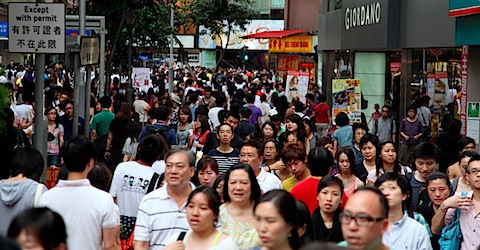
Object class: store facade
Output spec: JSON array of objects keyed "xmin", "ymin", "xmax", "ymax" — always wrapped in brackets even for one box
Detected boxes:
[{"xmin": 318, "ymin": 0, "xmax": 457, "ymax": 132}]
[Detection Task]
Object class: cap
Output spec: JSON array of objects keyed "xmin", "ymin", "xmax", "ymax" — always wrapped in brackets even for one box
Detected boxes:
[{"xmin": 172, "ymin": 95, "xmax": 182, "ymax": 105}]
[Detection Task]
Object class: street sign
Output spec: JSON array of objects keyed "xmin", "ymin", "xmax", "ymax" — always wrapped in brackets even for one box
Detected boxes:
[
  {"xmin": 8, "ymin": 3, "xmax": 66, "ymax": 53},
  {"xmin": 80, "ymin": 36, "xmax": 99, "ymax": 66}
]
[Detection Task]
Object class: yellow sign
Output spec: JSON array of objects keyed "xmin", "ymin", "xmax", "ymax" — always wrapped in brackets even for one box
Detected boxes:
[{"xmin": 268, "ymin": 36, "xmax": 313, "ymax": 53}]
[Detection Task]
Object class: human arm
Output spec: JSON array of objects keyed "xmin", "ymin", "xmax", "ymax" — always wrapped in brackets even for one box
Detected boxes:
[
  {"xmin": 105, "ymin": 130, "xmax": 114, "ymax": 160},
  {"xmin": 265, "ymin": 159, "xmax": 286, "ymax": 172},
  {"xmin": 431, "ymin": 195, "xmax": 471, "ymax": 234},
  {"xmin": 90, "ymin": 129, "xmax": 97, "ymax": 142},
  {"xmin": 102, "ymin": 226, "xmax": 121, "ymax": 250},
  {"xmin": 327, "ymin": 109, "xmax": 332, "ymax": 127},
  {"xmin": 133, "ymin": 241, "xmax": 149, "ymax": 250}
]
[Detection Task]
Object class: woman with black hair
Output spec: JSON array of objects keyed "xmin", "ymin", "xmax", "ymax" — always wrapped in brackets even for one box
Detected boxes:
[
  {"xmin": 374, "ymin": 173, "xmax": 432, "ymax": 250},
  {"xmin": 253, "ymin": 189, "xmax": 302, "ymax": 250},
  {"xmin": 366, "ymin": 140, "xmax": 411, "ymax": 185},
  {"xmin": 295, "ymin": 200, "xmax": 317, "ymax": 246},
  {"xmin": 8, "ymin": 207, "xmax": 67, "ymax": 250},
  {"xmin": 282, "ymin": 114, "xmax": 310, "ymax": 153},
  {"xmin": 354, "ymin": 133, "xmax": 379, "ymax": 184},
  {"xmin": 45, "ymin": 106, "xmax": 64, "ymax": 168}
]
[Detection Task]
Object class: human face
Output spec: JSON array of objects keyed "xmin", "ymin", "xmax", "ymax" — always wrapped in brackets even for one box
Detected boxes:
[
  {"xmin": 225, "ymin": 116, "xmax": 239, "ymax": 131},
  {"xmin": 304, "ymin": 121, "xmax": 311, "ymax": 134},
  {"xmin": 338, "ymin": 153, "xmax": 352, "ymax": 174},
  {"xmin": 324, "ymin": 143, "xmax": 334, "ymax": 155},
  {"xmin": 187, "ymin": 193, "xmax": 216, "ymax": 232},
  {"xmin": 272, "ymin": 121, "xmax": 281, "ymax": 132},
  {"xmin": 286, "ymin": 159, "xmax": 307, "ymax": 178},
  {"xmin": 361, "ymin": 142, "xmax": 376, "ymax": 161},
  {"xmin": 59, "ymin": 94, "xmax": 68, "ymax": 103},
  {"xmin": 380, "ymin": 143, "xmax": 396, "ymax": 165},
  {"xmin": 354, "ymin": 128, "xmax": 366, "ymax": 144},
  {"xmin": 264, "ymin": 141, "xmax": 278, "ymax": 161},
  {"xmin": 64, "ymin": 103, "xmax": 74, "ymax": 118},
  {"xmin": 262, "ymin": 124, "xmax": 274, "ymax": 139},
  {"xmin": 286, "ymin": 134, "xmax": 297, "ymax": 145},
  {"xmin": 240, "ymin": 146, "xmax": 263, "ymax": 171},
  {"xmin": 198, "ymin": 166, "xmax": 218, "ymax": 187},
  {"xmin": 194, "ymin": 118, "xmax": 201, "ymax": 129},
  {"xmin": 414, "ymin": 157, "xmax": 436, "ymax": 178},
  {"xmin": 180, "ymin": 111, "xmax": 189, "ymax": 123},
  {"xmin": 427, "ymin": 179, "xmax": 451, "ymax": 206},
  {"xmin": 466, "ymin": 161, "xmax": 480, "ymax": 190},
  {"xmin": 216, "ymin": 180, "xmax": 225, "ymax": 203},
  {"xmin": 95, "ymin": 102, "xmax": 102, "ymax": 112},
  {"xmin": 459, "ymin": 157, "xmax": 472, "ymax": 176},
  {"xmin": 46, "ymin": 109, "xmax": 57, "ymax": 121},
  {"xmin": 381, "ymin": 108, "xmax": 389, "ymax": 118},
  {"xmin": 217, "ymin": 125, "xmax": 234, "ymax": 144},
  {"xmin": 341, "ymin": 191, "xmax": 387, "ymax": 250},
  {"xmin": 378, "ymin": 180, "xmax": 406, "ymax": 209},
  {"xmin": 254, "ymin": 201, "xmax": 293, "ymax": 249},
  {"xmin": 205, "ymin": 91, "xmax": 211, "ymax": 98},
  {"xmin": 286, "ymin": 120, "xmax": 298, "ymax": 132},
  {"xmin": 317, "ymin": 185, "xmax": 342, "ymax": 214},
  {"xmin": 462, "ymin": 143, "xmax": 475, "ymax": 153},
  {"xmin": 15, "ymin": 230, "xmax": 44, "ymax": 250},
  {"xmin": 165, "ymin": 152, "xmax": 194, "ymax": 187},
  {"xmin": 227, "ymin": 169, "xmax": 252, "ymax": 203}
]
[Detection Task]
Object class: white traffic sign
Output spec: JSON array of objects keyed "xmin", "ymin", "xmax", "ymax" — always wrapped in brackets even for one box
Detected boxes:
[
  {"xmin": 8, "ymin": 3, "xmax": 65, "ymax": 53},
  {"xmin": 80, "ymin": 36, "xmax": 99, "ymax": 66}
]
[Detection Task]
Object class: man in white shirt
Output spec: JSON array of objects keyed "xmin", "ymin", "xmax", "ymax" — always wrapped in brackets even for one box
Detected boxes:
[
  {"xmin": 38, "ymin": 136, "xmax": 120, "ymax": 250},
  {"xmin": 110, "ymin": 134, "xmax": 163, "ymax": 243},
  {"xmin": 239, "ymin": 140, "xmax": 281, "ymax": 193},
  {"xmin": 134, "ymin": 147, "xmax": 196, "ymax": 250},
  {"xmin": 208, "ymin": 94, "xmax": 226, "ymax": 129}
]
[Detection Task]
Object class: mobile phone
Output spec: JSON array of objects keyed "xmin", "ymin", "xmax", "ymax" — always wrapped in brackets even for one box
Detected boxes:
[
  {"xmin": 177, "ymin": 231, "xmax": 187, "ymax": 241},
  {"xmin": 460, "ymin": 191, "xmax": 473, "ymax": 199}
]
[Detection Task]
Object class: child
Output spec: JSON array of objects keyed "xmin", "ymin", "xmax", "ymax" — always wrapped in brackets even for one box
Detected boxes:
[{"xmin": 368, "ymin": 103, "xmax": 381, "ymax": 125}]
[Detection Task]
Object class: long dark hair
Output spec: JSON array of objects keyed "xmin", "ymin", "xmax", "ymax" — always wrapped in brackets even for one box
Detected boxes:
[
  {"xmin": 375, "ymin": 140, "xmax": 402, "ymax": 177},
  {"xmin": 254, "ymin": 190, "xmax": 302, "ymax": 249},
  {"xmin": 195, "ymin": 114, "xmax": 210, "ymax": 135},
  {"xmin": 285, "ymin": 114, "xmax": 308, "ymax": 145}
]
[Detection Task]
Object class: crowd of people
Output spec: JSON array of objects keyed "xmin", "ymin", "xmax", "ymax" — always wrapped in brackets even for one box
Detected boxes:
[{"xmin": 0, "ymin": 64, "xmax": 479, "ymax": 250}]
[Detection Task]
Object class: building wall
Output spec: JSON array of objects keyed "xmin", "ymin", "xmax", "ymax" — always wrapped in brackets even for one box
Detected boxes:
[
  {"xmin": 285, "ymin": 0, "xmax": 319, "ymax": 31},
  {"xmin": 399, "ymin": 0, "xmax": 455, "ymax": 48}
]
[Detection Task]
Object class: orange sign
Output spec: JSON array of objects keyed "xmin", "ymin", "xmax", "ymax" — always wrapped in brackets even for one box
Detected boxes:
[
  {"xmin": 277, "ymin": 55, "xmax": 299, "ymax": 71},
  {"xmin": 269, "ymin": 36, "xmax": 313, "ymax": 53}
]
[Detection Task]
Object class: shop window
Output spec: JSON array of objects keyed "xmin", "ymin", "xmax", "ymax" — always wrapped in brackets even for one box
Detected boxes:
[{"xmin": 328, "ymin": 0, "xmax": 342, "ymax": 11}]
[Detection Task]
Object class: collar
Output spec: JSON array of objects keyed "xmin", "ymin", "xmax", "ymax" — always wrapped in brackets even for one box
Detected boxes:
[
  {"xmin": 256, "ymin": 168, "xmax": 267, "ymax": 182},
  {"xmin": 391, "ymin": 212, "xmax": 409, "ymax": 228},
  {"xmin": 159, "ymin": 182, "xmax": 196, "ymax": 200},
  {"xmin": 56, "ymin": 179, "xmax": 91, "ymax": 187}
]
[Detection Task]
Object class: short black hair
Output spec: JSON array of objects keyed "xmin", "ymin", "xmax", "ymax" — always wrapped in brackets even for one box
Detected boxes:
[
  {"xmin": 467, "ymin": 155, "xmax": 480, "ymax": 171},
  {"xmin": 458, "ymin": 150, "xmax": 478, "ymax": 164},
  {"xmin": 240, "ymin": 107, "xmax": 252, "ymax": 119},
  {"xmin": 458, "ymin": 137, "xmax": 476, "ymax": 152},
  {"xmin": 308, "ymin": 147, "xmax": 333, "ymax": 177},
  {"xmin": 99, "ymin": 96, "xmax": 111, "ymax": 109},
  {"xmin": 318, "ymin": 93, "xmax": 326, "ymax": 103},
  {"xmin": 226, "ymin": 110, "xmax": 240, "ymax": 121},
  {"xmin": 138, "ymin": 135, "xmax": 164, "ymax": 165},
  {"xmin": 412, "ymin": 142, "xmax": 439, "ymax": 161},
  {"xmin": 317, "ymin": 175, "xmax": 344, "ymax": 197},
  {"xmin": 352, "ymin": 122, "xmax": 369, "ymax": 134},
  {"xmin": 187, "ymin": 186, "xmax": 221, "ymax": 216},
  {"xmin": 359, "ymin": 133, "xmax": 379, "ymax": 149},
  {"xmin": 335, "ymin": 112, "xmax": 349, "ymax": 127},
  {"xmin": 241, "ymin": 139, "xmax": 264, "ymax": 158},
  {"xmin": 246, "ymin": 94, "xmax": 255, "ymax": 104},
  {"xmin": 153, "ymin": 105, "xmax": 170, "ymax": 121},
  {"xmin": 353, "ymin": 186, "xmax": 389, "ymax": 218},
  {"xmin": 374, "ymin": 173, "xmax": 413, "ymax": 218},
  {"xmin": 305, "ymin": 93, "xmax": 315, "ymax": 102},
  {"xmin": 426, "ymin": 172, "xmax": 451, "ymax": 190},
  {"xmin": 11, "ymin": 148, "xmax": 44, "ymax": 181},
  {"xmin": 62, "ymin": 136, "xmax": 95, "ymax": 172}
]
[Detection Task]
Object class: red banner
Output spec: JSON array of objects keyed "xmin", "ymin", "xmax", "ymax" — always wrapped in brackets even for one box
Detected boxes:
[{"xmin": 460, "ymin": 45, "xmax": 469, "ymax": 135}]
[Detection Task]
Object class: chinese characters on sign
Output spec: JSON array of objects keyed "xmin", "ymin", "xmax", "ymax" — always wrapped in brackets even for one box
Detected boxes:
[
  {"xmin": 269, "ymin": 36, "xmax": 313, "ymax": 53},
  {"xmin": 80, "ymin": 36, "xmax": 100, "ymax": 66},
  {"xmin": 460, "ymin": 46, "xmax": 468, "ymax": 135},
  {"xmin": 8, "ymin": 3, "xmax": 65, "ymax": 53},
  {"xmin": 277, "ymin": 55, "xmax": 299, "ymax": 71}
]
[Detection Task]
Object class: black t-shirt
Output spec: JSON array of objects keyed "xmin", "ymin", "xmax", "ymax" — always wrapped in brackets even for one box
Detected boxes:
[
  {"xmin": 354, "ymin": 162, "xmax": 369, "ymax": 184},
  {"xmin": 417, "ymin": 202, "xmax": 440, "ymax": 250},
  {"xmin": 108, "ymin": 118, "xmax": 129, "ymax": 150}
]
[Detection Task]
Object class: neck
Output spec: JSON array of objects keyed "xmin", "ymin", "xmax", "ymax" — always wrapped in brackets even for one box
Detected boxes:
[
  {"xmin": 383, "ymin": 163, "xmax": 395, "ymax": 172},
  {"xmin": 67, "ymin": 115, "xmax": 73, "ymax": 121},
  {"xmin": 253, "ymin": 166, "xmax": 261, "ymax": 176},
  {"xmin": 266, "ymin": 241, "xmax": 292, "ymax": 250},
  {"xmin": 190, "ymin": 227, "xmax": 217, "ymax": 240},
  {"xmin": 473, "ymin": 189, "xmax": 480, "ymax": 203},
  {"xmin": 295, "ymin": 169, "xmax": 311, "ymax": 181},
  {"xmin": 67, "ymin": 171, "xmax": 88, "ymax": 180},
  {"xmin": 231, "ymin": 199, "xmax": 254, "ymax": 210},
  {"xmin": 5, "ymin": 173, "xmax": 27, "ymax": 182},
  {"xmin": 168, "ymin": 182, "xmax": 192, "ymax": 197},
  {"xmin": 320, "ymin": 209, "xmax": 335, "ymax": 222},
  {"xmin": 102, "ymin": 108, "xmax": 109, "ymax": 111},
  {"xmin": 433, "ymin": 203, "xmax": 440, "ymax": 212},
  {"xmin": 136, "ymin": 160, "xmax": 151, "ymax": 166},
  {"xmin": 365, "ymin": 158, "xmax": 376, "ymax": 166},
  {"xmin": 48, "ymin": 121, "xmax": 55, "ymax": 125},
  {"xmin": 266, "ymin": 159, "xmax": 276, "ymax": 165},
  {"xmin": 157, "ymin": 119, "xmax": 167, "ymax": 124},
  {"xmin": 218, "ymin": 143, "xmax": 232, "ymax": 152},
  {"xmin": 388, "ymin": 207, "xmax": 404, "ymax": 223}
]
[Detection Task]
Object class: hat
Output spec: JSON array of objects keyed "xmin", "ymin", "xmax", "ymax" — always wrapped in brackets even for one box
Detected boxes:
[
  {"xmin": 172, "ymin": 95, "xmax": 182, "ymax": 105},
  {"xmin": 269, "ymin": 109, "xmax": 278, "ymax": 116}
]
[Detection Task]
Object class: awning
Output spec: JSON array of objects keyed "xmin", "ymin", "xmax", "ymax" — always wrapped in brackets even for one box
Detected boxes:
[{"xmin": 241, "ymin": 29, "xmax": 308, "ymax": 39}]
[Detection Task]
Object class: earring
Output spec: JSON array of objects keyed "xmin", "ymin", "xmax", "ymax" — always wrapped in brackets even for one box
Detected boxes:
[
  {"xmin": 213, "ymin": 219, "xmax": 218, "ymax": 226},
  {"xmin": 288, "ymin": 232, "xmax": 292, "ymax": 238}
]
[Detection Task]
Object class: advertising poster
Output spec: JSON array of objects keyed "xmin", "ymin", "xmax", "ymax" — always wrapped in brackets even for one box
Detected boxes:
[
  {"xmin": 332, "ymin": 79, "xmax": 362, "ymax": 123},
  {"xmin": 468, "ymin": 102, "xmax": 480, "ymax": 119},
  {"xmin": 132, "ymin": 67, "xmax": 152, "ymax": 93},
  {"xmin": 285, "ymin": 70, "xmax": 309, "ymax": 103},
  {"xmin": 427, "ymin": 72, "xmax": 451, "ymax": 107}
]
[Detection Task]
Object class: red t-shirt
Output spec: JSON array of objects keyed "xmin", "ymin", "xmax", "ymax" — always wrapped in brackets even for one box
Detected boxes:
[
  {"xmin": 291, "ymin": 177, "xmax": 321, "ymax": 215},
  {"xmin": 314, "ymin": 103, "xmax": 330, "ymax": 124}
]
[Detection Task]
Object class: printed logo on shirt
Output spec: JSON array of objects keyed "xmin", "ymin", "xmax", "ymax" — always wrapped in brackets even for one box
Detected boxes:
[{"xmin": 122, "ymin": 174, "xmax": 150, "ymax": 192}]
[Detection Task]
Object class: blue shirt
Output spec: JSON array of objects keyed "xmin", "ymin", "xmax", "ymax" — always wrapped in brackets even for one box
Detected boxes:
[
  {"xmin": 332, "ymin": 125, "xmax": 353, "ymax": 148},
  {"xmin": 382, "ymin": 212, "xmax": 432, "ymax": 250}
]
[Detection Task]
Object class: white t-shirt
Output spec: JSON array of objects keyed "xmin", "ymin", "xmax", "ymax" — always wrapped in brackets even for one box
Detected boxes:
[
  {"xmin": 152, "ymin": 160, "xmax": 166, "ymax": 175},
  {"xmin": 134, "ymin": 183, "xmax": 195, "ymax": 249},
  {"xmin": 15, "ymin": 104, "xmax": 33, "ymax": 123},
  {"xmin": 208, "ymin": 107, "xmax": 224, "ymax": 129},
  {"xmin": 256, "ymin": 168, "xmax": 282, "ymax": 193},
  {"xmin": 133, "ymin": 99, "xmax": 150, "ymax": 123},
  {"xmin": 38, "ymin": 179, "xmax": 118, "ymax": 250},
  {"xmin": 109, "ymin": 161, "xmax": 156, "ymax": 217}
]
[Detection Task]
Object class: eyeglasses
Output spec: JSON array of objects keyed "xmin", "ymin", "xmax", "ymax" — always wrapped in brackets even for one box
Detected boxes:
[
  {"xmin": 339, "ymin": 212, "xmax": 385, "ymax": 227},
  {"xmin": 467, "ymin": 168, "xmax": 480, "ymax": 175},
  {"xmin": 381, "ymin": 110, "xmax": 389, "ymax": 113}
]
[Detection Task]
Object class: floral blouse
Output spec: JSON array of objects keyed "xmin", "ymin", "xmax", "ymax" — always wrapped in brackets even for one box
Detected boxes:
[{"xmin": 218, "ymin": 204, "xmax": 261, "ymax": 250}]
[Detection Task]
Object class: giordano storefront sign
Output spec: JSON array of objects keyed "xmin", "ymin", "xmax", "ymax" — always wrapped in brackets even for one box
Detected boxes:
[{"xmin": 344, "ymin": 2, "xmax": 381, "ymax": 31}]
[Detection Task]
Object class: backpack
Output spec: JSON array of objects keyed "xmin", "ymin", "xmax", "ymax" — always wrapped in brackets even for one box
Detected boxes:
[{"xmin": 146, "ymin": 124, "xmax": 172, "ymax": 147}]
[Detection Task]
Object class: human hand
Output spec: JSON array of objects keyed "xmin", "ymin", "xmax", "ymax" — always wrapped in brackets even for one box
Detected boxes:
[
  {"xmin": 104, "ymin": 151, "xmax": 110, "ymax": 160},
  {"xmin": 442, "ymin": 195, "xmax": 473, "ymax": 210},
  {"xmin": 270, "ymin": 159, "xmax": 286, "ymax": 171}
]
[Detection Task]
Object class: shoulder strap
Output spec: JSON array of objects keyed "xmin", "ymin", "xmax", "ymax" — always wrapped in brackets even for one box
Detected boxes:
[
  {"xmin": 451, "ymin": 178, "xmax": 459, "ymax": 195},
  {"xmin": 147, "ymin": 173, "xmax": 160, "ymax": 193},
  {"xmin": 419, "ymin": 108, "xmax": 427, "ymax": 125},
  {"xmin": 374, "ymin": 119, "xmax": 378, "ymax": 133},
  {"xmin": 404, "ymin": 166, "xmax": 413, "ymax": 180},
  {"xmin": 212, "ymin": 231, "xmax": 222, "ymax": 247},
  {"xmin": 34, "ymin": 183, "xmax": 43, "ymax": 207}
]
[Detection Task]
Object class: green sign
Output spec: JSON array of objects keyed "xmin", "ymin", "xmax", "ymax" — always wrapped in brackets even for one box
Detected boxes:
[
  {"xmin": 468, "ymin": 102, "xmax": 480, "ymax": 119},
  {"xmin": 449, "ymin": 0, "xmax": 480, "ymax": 17}
]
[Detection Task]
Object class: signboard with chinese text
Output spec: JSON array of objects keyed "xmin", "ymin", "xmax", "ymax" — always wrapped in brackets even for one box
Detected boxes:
[
  {"xmin": 8, "ymin": 3, "xmax": 65, "ymax": 53},
  {"xmin": 80, "ymin": 36, "xmax": 99, "ymax": 66},
  {"xmin": 277, "ymin": 55, "xmax": 299, "ymax": 71},
  {"xmin": 460, "ymin": 46, "xmax": 468, "ymax": 135},
  {"xmin": 332, "ymin": 79, "xmax": 362, "ymax": 123},
  {"xmin": 268, "ymin": 36, "xmax": 313, "ymax": 53}
]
